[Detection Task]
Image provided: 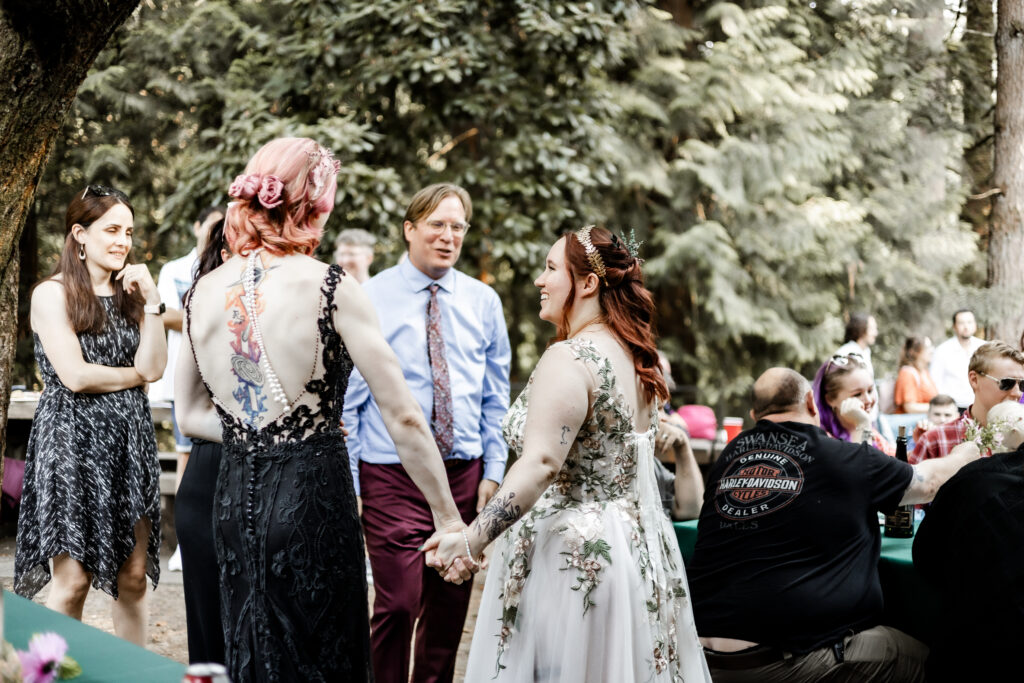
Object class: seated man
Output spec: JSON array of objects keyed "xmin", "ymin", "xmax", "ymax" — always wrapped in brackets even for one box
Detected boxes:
[
  {"xmin": 689, "ymin": 368, "xmax": 980, "ymax": 683},
  {"xmin": 913, "ymin": 401, "xmax": 1024, "ymax": 683},
  {"xmin": 911, "ymin": 341, "xmax": 1024, "ymax": 463}
]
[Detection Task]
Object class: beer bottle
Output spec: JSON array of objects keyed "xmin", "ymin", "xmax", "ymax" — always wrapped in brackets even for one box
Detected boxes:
[{"xmin": 884, "ymin": 426, "xmax": 915, "ymax": 538}]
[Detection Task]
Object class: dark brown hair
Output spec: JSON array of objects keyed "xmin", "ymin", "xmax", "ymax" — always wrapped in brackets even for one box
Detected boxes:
[
  {"xmin": 558, "ymin": 227, "xmax": 668, "ymax": 404},
  {"xmin": 844, "ymin": 312, "xmax": 872, "ymax": 343},
  {"xmin": 899, "ymin": 336, "xmax": 930, "ymax": 368},
  {"xmin": 47, "ymin": 186, "xmax": 142, "ymax": 333}
]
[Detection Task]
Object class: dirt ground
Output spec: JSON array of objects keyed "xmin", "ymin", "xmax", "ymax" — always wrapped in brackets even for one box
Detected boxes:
[{"xmin": 0, "ymin": 534, "xmax": 484, "ymax": 679}]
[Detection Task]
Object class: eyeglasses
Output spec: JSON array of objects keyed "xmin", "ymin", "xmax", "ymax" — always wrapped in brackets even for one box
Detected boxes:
[
  {"xmin": 421, "ymin": 219, "xmax": 470, "ymax": 236},
  {"xmin": 81, "ymin": 184, "xmax": 129, "ymax": 202},
  {"xmin": 825, "ymin": 352, "xmax": 865, "ymax": 373},
  {"xmin": 980, "ymin": 373, "xmax": 1024, "ymax": 392}
]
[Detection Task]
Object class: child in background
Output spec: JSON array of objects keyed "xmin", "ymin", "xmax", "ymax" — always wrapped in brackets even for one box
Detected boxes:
[{"xmin": 913, "ymin": 394, "xmax": 959, "ymax": 442}]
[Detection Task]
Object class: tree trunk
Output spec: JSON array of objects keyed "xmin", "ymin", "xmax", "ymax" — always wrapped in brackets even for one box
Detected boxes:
[
  {"xmin": 989, "ymin": 0, "xmax": 1024, "ymax": 343},
  {"xmin": 963, "ymin": 0, "xmax": 996, "ymax": 238},
  {"xmin": 0, "ymin": 0, "xmax": 140, "ymax": 462}
]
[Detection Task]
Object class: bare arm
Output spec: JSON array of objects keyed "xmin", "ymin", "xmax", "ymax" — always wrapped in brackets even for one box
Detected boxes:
[
  {"xmin": 899, "ymin": 441, "xmax": 981, "ymax": 505},
  {"xmin": 174, "ymin": 323, "xmax": 222, "ymax": 443},
  {"xmin": 31, "ymin": 281, "xmax": 146, "ymax": 393},
  {"xmin": 333, "ymin": 276, "xmax": 462, "ymax": 530},
  {"xmin": 161, "ymin": 308, "xmax": 183, "ymax": 332},
  {"xmin": 466, "ymin": 345, "xmax": 591, "ymax": 553},
  {"xmin": 116, "ymin": 263, "xmax": 167, "ymax": 381},
  {"xmin": 900, "ymin": 401, "xmax": 930, "ymax": 414},
  {"xmin": 667, "ymin": 423, "xmax": 704, "ymax": 520}
]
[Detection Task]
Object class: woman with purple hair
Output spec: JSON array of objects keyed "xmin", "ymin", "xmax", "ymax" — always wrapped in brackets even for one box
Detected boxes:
[{"xmin": 812, "ymin": 353, "xmax": 896, "ymax": 456}]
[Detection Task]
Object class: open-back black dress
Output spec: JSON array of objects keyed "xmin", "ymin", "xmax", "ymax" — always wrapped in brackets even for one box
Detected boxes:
[{"xmin": 186, "ymin": 265, "xmax": 371, "ymax": 682}]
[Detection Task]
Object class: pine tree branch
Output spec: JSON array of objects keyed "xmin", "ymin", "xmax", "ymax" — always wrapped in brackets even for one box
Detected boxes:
[
  {"xmin": 426, "ymin": 127, "xmax": 479, "ymax": 165},
  {"xmin": 968, "ymin": 187, "xmax": 1003, "ymax": 201}
]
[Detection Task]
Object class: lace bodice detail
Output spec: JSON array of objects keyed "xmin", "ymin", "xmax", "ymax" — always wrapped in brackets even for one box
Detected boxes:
[{"xmin": 502, "ymin": 337, "xmax": 658, "ymax": 508}]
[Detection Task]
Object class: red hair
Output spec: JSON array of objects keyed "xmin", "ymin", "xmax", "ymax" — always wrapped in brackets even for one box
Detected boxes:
[
  {"xmin": 225, "ymin": 137, "xmax": 338, "ymax": 256},
  {"xmin": 558, "ymin": 227, "xmax": 668, "ymax": 404}
]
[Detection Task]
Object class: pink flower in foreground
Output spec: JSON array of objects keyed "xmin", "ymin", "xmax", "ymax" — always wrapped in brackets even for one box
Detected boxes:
[{"xmin": 17, "ymin": 632, "xmax": 67, "ymax": 683}]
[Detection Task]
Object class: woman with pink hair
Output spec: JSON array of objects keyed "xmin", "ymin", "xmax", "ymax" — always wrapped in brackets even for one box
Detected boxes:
[{"xmin": 176, "ymin": 137, "xmax": 464, "ymax": 682}]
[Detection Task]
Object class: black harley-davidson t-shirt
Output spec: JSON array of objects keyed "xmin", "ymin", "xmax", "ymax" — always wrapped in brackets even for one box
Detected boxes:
[{"xmin": 689, "ymin": 420, "xmax": 912, "ymax": 653}]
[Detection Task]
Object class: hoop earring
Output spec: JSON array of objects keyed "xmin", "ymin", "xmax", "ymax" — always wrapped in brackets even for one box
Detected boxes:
[{"xmin": 78, "ymin": 244, "xmax": 86, "ymax": 261}]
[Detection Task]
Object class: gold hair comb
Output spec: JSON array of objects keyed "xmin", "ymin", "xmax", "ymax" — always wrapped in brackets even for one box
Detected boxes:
[{"xmin": 575, "ymin": 225, "xmax": 608, "ymax": 286}]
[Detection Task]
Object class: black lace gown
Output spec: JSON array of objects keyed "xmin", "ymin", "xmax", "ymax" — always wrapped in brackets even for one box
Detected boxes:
[{"xmin": 188, "ymin": 266, "xmax": 371, "ymax": 682}]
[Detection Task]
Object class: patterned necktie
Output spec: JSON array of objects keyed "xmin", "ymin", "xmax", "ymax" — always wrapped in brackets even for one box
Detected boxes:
[{"xmin": 426, "ymin": 283, "xmax": 454, "ymax": 458}]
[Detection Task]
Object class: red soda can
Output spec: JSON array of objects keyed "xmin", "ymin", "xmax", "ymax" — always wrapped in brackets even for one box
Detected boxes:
[{"xmin": 183, "ymin": 663, "xmax": 231, "ymax": 683}]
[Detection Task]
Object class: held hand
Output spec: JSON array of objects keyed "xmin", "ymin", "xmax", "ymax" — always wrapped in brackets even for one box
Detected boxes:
[
  {"xmin": 476, "ymin": 478, "xmax": 499, "ymax": 513},
  {"xmin": 116, "ymin": 264, "xmax": 159, "ymax": 303},
  {"xmin": 421, "ymin": 531, "xmax": 476, "ymax": 584},
  {"xmin": 838, "ymin": 397, "xmax": 871, "ymax": 432},
  {"xmin": 951, "ymin": 440, "xmax": 981, "ymax": 459}
]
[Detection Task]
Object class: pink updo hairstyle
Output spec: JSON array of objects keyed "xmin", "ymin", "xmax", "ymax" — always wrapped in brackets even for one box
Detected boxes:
[{"xmin": 225, "ymin": 137, "xmax": 340, "ymax": 256}]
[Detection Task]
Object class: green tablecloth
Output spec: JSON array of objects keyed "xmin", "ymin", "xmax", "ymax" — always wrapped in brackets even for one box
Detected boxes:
[
  {"xmin": 3, "ymin": 590, "xmax": 186, "ymax": 682},
  {"xmin": 673, "ymin": 520, "xmax": 940, "ymax": 644}
]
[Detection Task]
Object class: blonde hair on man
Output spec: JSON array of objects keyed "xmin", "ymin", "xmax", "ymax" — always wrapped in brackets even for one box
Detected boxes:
[{"xmin": 968, "ymin": 341, "xmax": 1024, "ymax": 376}]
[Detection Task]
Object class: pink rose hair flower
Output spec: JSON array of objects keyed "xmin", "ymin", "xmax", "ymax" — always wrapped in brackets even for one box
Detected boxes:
[
  {"xmin": 228, "ymin": 174, "xmax": 261, "ymax": 200},
  {"xmin": 17, "ymin": 632, "xmax": 67, "ymax": 683},
  {"xmin": 257, "ymin": 175, "xmax": 285, "ymax": 209}
]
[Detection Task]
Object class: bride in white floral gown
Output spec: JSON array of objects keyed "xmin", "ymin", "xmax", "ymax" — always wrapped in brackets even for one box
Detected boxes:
[{"xmin": 425, "ymin": 227, "xmax": 710, "ymax": 683}]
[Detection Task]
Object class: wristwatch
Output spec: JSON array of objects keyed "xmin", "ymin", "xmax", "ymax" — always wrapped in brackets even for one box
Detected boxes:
[{"xmin": 144, "ymin": 302, "xmax": 166, "ymax": 315}]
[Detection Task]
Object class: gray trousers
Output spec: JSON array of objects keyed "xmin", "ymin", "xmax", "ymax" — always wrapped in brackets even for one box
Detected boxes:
[{"xmin": 707, "ymin": 626, "xmax": 927, "ymax": 683}]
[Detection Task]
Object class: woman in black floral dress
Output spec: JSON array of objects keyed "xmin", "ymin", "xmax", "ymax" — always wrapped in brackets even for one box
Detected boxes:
[{"xmin": 15, "ymin": 185, "xmax": 167, "ymax": 646}]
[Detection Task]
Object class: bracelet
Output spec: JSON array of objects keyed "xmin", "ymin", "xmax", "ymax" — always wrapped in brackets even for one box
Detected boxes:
[{"xmin": 461, "ymin": 529, "xmax": 479, "ymax": 569}]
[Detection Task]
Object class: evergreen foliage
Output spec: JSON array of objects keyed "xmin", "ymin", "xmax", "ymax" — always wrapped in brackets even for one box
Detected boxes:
[{"xmin": 22, "ymin": 0, "xmax": 985, "ymax": 411}]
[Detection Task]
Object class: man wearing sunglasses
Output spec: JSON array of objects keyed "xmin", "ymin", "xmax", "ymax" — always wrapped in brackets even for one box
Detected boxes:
[{"xmin": 911, "ymin": 341, "xmax": 1024, "ymax": 464}]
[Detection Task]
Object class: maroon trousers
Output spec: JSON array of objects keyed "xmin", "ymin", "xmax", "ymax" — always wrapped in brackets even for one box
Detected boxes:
[{"xmin": 360, "ymin": 458, "xmax": 482, "ymax": 683}]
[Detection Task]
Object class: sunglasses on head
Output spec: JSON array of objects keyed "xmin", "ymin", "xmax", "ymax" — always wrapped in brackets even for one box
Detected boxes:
[
  {"xmin": 825, "ymin": 352, "xmax": 864, "ymax": 373},
  {"xmin": 81, "ymin": 184, "xmax": 129, "ymax": 202},
  {"xmin": 981, "ymin": 373, "xmax": 1024, "ymax": 392}
]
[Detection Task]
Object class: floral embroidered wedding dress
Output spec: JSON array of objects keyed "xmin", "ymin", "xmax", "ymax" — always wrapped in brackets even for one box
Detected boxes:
[{"xmin": 464, "ymin": 338, "xmax": 710, "ymax": 682}]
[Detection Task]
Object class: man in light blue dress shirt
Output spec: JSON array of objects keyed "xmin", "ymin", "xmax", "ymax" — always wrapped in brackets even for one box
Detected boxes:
[{"xmin": 342, "ymin": 183, "xmax": 511, "ymax": 683}]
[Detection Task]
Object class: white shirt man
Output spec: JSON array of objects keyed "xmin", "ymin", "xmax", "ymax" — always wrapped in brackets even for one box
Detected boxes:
[{"xmin": 931, "ymin": 309, "xmax": 986, "ymax": 409}]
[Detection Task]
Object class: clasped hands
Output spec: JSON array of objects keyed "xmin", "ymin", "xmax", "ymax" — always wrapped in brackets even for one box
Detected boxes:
[{"xmin": 421, "ymin": 523, "xmax": 483, "ymax": 585}]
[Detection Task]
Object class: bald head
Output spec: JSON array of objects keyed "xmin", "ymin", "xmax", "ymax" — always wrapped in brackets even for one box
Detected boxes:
[{"xmin": 751, "ymin": 368, "xmax": 813, "ymax": 421}]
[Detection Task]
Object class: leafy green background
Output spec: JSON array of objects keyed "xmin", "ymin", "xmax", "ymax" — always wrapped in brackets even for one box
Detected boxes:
[{"xmin": 17, "ymin": 0, "xmax": 990, "ymax": 415}]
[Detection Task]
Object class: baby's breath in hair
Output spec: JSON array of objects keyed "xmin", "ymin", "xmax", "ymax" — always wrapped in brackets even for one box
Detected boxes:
[{"xmin": 623, "ymin": 229, "xmax": 644, "ymax": 264}]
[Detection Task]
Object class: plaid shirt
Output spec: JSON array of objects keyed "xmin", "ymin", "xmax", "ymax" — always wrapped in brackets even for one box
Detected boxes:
[{"xmin": 910, "ymin": 409, "xmax": 982, "ymax": 464}]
